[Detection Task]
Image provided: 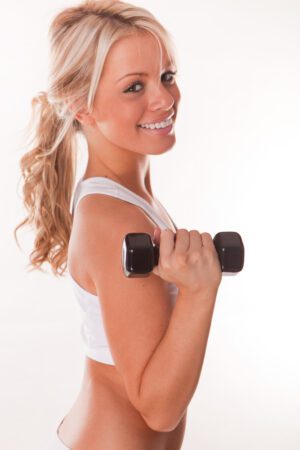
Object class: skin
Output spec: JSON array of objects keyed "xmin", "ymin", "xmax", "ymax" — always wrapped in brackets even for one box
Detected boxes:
[
  {"xmin": 72, "ymin": 30, "xmax": 181, "ymax": 200},
  {"xmin": 61, "ymin": 32, "xmax": 185, "ymax": 449}
]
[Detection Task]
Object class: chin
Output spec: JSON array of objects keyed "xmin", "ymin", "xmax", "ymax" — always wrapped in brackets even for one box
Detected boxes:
[{"xmin": 147, "ymin": 142, "xmax": 176, "ymax": 155}]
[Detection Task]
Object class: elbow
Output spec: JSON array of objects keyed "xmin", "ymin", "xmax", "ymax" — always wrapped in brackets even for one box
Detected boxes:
[
  {"xmin": 144, "ymin": 411, "xmax": 183, "ymax": 433},
  {"xmin": 138, "ymin": 386, "xmax": 187, "ymax": 433}
]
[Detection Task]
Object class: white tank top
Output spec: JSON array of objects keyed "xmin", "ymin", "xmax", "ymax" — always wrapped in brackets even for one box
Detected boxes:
[{"xmin": 67, "ymin": 176, "xmax": 178, "ymax": 365}]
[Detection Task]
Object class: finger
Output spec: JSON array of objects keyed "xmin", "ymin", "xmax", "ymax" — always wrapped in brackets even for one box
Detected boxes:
[
  {"xmin": 201, "ymin": 232, "xmax": 215, "ymax": 249},
  {"xmin": 174, "ymin": 229, "xmax": 190, "ymax": 255},
  {"xmin": 159, "ymin": 228, "xmax": 175, "ymax": 261},
  {"xmin": 189, "ymin": 230, "xmax": 203, "ymax": 250}
]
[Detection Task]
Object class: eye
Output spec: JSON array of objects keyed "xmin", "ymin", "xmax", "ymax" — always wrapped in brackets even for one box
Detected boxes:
[
  {"xmin": 163, "ymin": 71, "xmax": 177, "ymax": 83},
  {"xmin": 124, "ymin": 70, "xmax": 177, "ymax": 94}
]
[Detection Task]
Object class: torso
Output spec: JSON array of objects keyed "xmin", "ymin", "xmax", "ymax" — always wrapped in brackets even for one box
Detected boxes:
[{"xmin": 59, "ymin": 190, "xmax": 186, "ymax": 449}]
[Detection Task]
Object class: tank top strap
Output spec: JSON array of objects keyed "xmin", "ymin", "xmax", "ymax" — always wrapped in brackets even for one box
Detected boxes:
[{"xmin": 71, "ymin": 176, "xmax": 174, "ymax": 230}]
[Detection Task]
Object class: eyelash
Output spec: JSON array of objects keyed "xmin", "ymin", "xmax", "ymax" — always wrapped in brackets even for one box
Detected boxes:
[{"xmin": 124, "ymin": 71, "xmax": 177, "ymax": 94}]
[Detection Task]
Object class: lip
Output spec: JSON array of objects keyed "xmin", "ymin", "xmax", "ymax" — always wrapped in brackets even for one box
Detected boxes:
[
  {"xmin": 138, "ymin": 121, "xmax": 174, "ymax": 136},
  {"xmin": 138, "ymin": 112, "xmax": 175, "ymax": 127}
]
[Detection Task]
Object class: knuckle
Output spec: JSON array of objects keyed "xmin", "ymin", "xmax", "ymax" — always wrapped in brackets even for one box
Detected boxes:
[
  {"xmin": 162, "ymin": 228, "xmax": 172, "ymax": 235},
  {"xmin": 177, "ymin": 228, "xmax": 189, "ymax": 234},
  {"xmin": 201, "ymin": 232, "xmax": 212, "ymax": 240},
  {"xmin": 174, "ymin": 253, "xmax": 187, "ymax": 267},
  {"xmin": 160, "ymin": 258, "xmax": 171, "ymax": 271},
  {"xmin": 188, "ymin": 249, "xmax": 201, "ymax": 262}
]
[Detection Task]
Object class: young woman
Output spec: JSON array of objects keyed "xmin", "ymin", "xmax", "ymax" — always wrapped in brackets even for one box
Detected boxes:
[{"xmin": 15, "ymin": 1, "xmax": 222, "ymax": 449}]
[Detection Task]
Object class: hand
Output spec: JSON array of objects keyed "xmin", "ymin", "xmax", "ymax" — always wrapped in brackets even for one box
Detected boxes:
[{"xmin": 152, "ymin": 228, "xmax": 222, "ymax": 296}]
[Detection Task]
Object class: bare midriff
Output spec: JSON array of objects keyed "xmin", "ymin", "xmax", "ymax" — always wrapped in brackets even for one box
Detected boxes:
[{"xmin": 58, "ymin": 357, "xmax": 187, "ymax": 450}]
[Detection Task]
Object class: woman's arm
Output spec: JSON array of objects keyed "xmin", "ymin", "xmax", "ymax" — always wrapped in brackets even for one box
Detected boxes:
[
  {"xmin": 77, "ymin": 194, "xmax": 218, "ymax": 433},
  {"xmin": 138, "ymin": 289, "xmax": 217, "ymax": 432}
]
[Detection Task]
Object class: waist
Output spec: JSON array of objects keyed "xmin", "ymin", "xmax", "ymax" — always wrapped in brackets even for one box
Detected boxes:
[{"xmin": 83, "ymin": 355, "xmax": 126, "ymax": 396}]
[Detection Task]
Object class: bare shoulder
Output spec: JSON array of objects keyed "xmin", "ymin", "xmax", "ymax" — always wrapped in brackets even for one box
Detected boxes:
[
  {"xmin": 72, "ymin": 192, "xmax": 157, "ymax": 235},
  {"xmin": 76, "ymin": 192, "xmax": 139, "ymax": 217},
  {"xmin": 68, "ymin": 193, "xmax": 158, "ymax": 291}
]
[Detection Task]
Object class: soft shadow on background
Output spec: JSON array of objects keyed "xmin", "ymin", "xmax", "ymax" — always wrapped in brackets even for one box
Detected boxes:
[{"xmin": 1, "ymin": 1, "xmax": 299, "ymax": 449}]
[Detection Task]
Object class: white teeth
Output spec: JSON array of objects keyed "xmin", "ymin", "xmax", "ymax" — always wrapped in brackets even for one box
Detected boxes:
[{"xmin": 139, "ymin": 117, "xmax": 173, "ymax": 129}]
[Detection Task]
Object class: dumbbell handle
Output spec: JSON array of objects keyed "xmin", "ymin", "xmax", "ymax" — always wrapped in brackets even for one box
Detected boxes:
[{"xmin": 122, "ymin": 231, "xmax": 244, "ymax": 278}]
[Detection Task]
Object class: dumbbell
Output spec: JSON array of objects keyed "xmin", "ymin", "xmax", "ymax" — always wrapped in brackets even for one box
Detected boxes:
[{"xmin": 122, "ymin": 231, "xmax": 244, "ymax": 278}]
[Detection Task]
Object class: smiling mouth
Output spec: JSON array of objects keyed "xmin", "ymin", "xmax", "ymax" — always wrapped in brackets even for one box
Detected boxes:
[
  {"xmin": 136, "ymin": 122, "xmax": 174, "ymax": 136},
  {"xmin": 136, "ymin": 114, "xmax": 176, "ymax": 129}
]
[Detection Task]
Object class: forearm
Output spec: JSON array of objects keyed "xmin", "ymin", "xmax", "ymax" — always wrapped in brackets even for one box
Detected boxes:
[{"xmin": 139, "ymin": 289, "xmax": 217, "ymax": 432}]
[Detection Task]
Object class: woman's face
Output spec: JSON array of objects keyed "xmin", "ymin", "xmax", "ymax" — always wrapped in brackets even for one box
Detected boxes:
[{"xmin": 88, "ymin": 31, "xmax": 181, "ymax": 156}]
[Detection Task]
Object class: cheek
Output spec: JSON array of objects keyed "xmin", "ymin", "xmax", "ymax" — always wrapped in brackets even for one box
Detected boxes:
[
  {"xmin": 99, "ymin": 97, "xmax": 141, "ymax": 128},
  {"xmin": 95, "ymin": 110, "xmax": 139, "ymax": 142},
  {"xmin": 110, "ymin": 109, "xmax": 142, "ymax": 136},
  {"xmin": 172, "ymin": 84, "xmax": 181, "ymax": 105}
]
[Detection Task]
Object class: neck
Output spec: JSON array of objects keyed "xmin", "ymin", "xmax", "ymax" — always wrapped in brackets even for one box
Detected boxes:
[{"xmin": 83, "ymin": 158, "xmax": 154, "ymax": 201}]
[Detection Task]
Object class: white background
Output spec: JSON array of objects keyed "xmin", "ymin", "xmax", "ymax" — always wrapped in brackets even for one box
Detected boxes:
[{"xmin": 1, "ymin": 1, "xmax": 299, "ymax": 449}]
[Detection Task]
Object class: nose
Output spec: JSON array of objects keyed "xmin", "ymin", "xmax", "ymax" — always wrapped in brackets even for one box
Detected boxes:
[{"xmin": 148, "ymin": 83, "xmax": 175, "ymax": 111}]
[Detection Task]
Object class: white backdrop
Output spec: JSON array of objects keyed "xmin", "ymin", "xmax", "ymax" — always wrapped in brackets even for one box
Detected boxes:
[{"xmin": 1, "ymin": 1, "xmax": 299, "ymax": 449}]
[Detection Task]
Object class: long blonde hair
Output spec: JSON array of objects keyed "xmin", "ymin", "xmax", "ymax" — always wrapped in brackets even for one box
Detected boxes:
[{"xmin": 14, "ymin": 0, "xmax": 178, "ymax": 277}]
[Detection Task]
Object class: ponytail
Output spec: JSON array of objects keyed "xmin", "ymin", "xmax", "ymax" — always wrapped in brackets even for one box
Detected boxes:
[{"xmin": 14, "ymin": 91, "xmax": 78, "ymax": 277}]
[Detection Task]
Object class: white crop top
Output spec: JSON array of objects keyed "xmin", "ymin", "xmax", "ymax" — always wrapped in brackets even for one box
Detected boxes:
[{"xmin": 67, "ymin": 176, "xmax": 179, "ymax": 366}]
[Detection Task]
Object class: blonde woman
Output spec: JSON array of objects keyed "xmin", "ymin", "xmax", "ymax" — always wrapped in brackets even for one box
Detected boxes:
[{"xmin": 15, "ymin": 1, "xmax": 222, "ymax": 449}]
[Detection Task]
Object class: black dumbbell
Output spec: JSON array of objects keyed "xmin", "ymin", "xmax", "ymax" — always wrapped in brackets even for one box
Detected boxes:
[{"xmin": 122, "ymin": 231, "xmax": 244, "ymax": 278}]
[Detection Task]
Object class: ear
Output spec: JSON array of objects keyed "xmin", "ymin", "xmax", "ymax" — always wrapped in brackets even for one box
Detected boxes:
[
  {"xmin": 67, "ymin": 99, "xmax": 95, "ymax": 126},
  {"xmin": 74, "ymin": 107, "xmax": 95, "ymax": 126}
]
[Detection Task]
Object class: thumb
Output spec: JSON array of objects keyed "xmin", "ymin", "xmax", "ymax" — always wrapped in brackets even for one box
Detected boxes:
[{"xmin": 152, "ymin": 264, "xmax": 159, "ymax": 276}]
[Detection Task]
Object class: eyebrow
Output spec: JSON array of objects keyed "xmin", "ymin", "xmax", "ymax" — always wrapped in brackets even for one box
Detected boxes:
[
  {"xmin": 117, "ymin": 72, "xmax": 148, "ymax": 82},
  {"xmin": 116, "ymin": 64, "xmax": 175, "ymax": 83}
]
